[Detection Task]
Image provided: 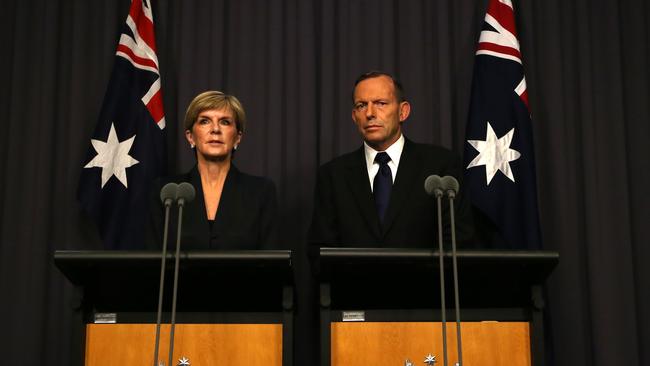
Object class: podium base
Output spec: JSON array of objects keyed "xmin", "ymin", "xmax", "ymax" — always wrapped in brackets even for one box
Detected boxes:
[
  {"xmin": 85, "ymin": 323, "xmax": 282, "ymax": 365},
  {"xmin": 331, "ymin": 321, "xmax": 530, "ymax": 366}
]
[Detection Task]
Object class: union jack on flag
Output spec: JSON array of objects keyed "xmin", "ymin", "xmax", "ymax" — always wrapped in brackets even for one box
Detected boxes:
[
  {"xmin": 78, "ymin": 0, "xmax": 166, "ymax": 249},
  {"xmin": 463, "ymin": 0, "xmax": 542, "ymax": 249}
]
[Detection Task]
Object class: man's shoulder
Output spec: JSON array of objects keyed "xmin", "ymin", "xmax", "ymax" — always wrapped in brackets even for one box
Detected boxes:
[
  {"xmin": 318, "ymin": 147, "xmax": 363, "ymax": 171},
  {"xmin": 406, "ymin": 140, "xmax": 459, "ymax": 162}
]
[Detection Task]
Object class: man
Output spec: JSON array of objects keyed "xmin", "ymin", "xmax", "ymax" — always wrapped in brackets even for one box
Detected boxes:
[{"xmin": 309, "ymin": 71, "xmax": 474, "ymax": 248}]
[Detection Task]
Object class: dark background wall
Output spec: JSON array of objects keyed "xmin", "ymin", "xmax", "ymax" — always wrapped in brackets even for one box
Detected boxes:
[{"xmin": 0, "ymin": 0, "xmax": 648, "ymax": 365}]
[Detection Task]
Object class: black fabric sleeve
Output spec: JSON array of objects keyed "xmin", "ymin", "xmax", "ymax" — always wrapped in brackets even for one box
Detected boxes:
[{"xmin": 258, "ymin": 178, "xmax": 280, "ymax": 250}]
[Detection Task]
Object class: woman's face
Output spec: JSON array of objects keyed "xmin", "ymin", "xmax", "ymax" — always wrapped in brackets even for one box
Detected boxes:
[{"xmin": 185, "ymin": 108, "xmax": 242, "ymax": 162}]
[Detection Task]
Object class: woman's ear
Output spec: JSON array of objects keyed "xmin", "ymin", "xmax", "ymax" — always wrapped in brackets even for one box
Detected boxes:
[{"xmin": 185, "ymin": 129, "xmax": 195, "ymax": 148}]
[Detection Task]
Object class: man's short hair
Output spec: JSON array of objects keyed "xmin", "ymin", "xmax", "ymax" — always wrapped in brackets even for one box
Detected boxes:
[{"xmin": 352, "ymin": 71, "xmax": 406, "ymax": 104}]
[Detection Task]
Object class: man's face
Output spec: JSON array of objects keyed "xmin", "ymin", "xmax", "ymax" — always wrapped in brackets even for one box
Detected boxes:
[{"xmin": 352, "ymin": 75, "xmax": 410, "ymax": 151}]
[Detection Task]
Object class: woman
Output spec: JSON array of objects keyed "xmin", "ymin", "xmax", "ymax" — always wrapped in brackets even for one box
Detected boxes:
[{"xmin": 148, "ymin": 91, "xmax": 278, "ymax": 249}]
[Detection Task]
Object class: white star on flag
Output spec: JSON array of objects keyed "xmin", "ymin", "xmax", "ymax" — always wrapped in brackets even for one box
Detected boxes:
[
  {"xmin": 84, "ymin": 122, "xmax": 139, "ymax": 188},
  {"xmin": 466, "ymin": 121, "xmax": 521, "ymax": 185}
]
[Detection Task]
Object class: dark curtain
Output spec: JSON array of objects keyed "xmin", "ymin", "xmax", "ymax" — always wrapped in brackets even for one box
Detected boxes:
[{"xmin": 0, "ymin": 0, "xmax": 648, "ymax": 365}]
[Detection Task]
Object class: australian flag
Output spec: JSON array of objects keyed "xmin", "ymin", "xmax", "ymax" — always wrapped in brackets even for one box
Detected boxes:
[
  {"xmin": 78, "ymin": 0, "xmax": 166, "ymax": 249},
  {"xmin": 463, "ymin": 0, "xmax": 541, "ymax": 250}
]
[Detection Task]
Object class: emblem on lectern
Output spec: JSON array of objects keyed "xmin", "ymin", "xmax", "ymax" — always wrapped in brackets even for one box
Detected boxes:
[
  {"xmin": 404, "ymin": 359, "xmax": 414, "ymax": 366},
  {"xmin": 178, "ymin": 356, "xmax": 190, "ymax": 365},
  {"xmin": 424, "ymin": 354, "xmax": 437, "ymax": 365}
]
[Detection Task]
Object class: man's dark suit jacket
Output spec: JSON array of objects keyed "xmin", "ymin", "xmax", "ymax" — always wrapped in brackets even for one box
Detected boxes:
[
  {"xmin": 147, "ymin": 165, "xmax": 278, "ymax": 250},
  {"xmin": 309, "ymin": 139, "xmax": 474, "ymax": 249}
]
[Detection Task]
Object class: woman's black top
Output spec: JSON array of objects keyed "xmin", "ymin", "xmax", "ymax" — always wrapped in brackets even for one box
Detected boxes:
[{"xmin": 147, "ymin": 165, "xmax": 278, "ymax": 249}]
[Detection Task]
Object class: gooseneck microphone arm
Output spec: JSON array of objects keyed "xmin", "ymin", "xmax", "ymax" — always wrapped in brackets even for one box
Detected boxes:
[
  {"xmin": 167, "ymin": 182, "xmax": 195, "ymax": 366},
  {"xmin": 441, "ymin": 175, "xmax": 463, "ymax": 366},
  {"xmin": 424, "ymin": 175, "xmax": 449, "ymax": 366},
  {"xmin": 153, "ymin": 182, "xmax": 178, "ymax": 366}
]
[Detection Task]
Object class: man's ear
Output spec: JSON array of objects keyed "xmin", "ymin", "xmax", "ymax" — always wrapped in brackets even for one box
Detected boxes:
[{"xmin": 399, "ymin": 101, "xmax": 411, "ymax": 122}]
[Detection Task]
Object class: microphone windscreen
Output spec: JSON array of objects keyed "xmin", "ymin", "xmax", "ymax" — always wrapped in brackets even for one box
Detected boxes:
[
  {"xmin": 441, "ymin": 175, "xmax": 460, "ymax": 195},
  {"xmin": 177, "ymin": 182, "xmax": 196, "ymax": 203},
  {"xmin": 160, "ymin": 183, "xmax": 178, "ymax": 205},
  {"xmin": 424, "ymin": 175, "xmax": 443, "ymax": 196}
]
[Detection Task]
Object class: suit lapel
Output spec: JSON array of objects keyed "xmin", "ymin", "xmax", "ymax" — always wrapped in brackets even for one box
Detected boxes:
[
  {"xmin": 381, "ymin": 140, "xmax": 420, "ymax": 235},
  {"xmin": 344, "ymin": 148, "xmax": 382, "ymax": 239},
  {"xmin": 212, "ymin": 165, "xmax": 239, "ymax": 233},
  {"xmin": 185, "ymin": 166, "xmax": 210, "ymax": 248}
]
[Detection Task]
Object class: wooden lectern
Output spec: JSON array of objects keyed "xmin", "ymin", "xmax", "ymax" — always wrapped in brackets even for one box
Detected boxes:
[
  {"xmin": 55, "ymin": 250, "xmax": 293, "ymax": 366},
  {"xmin": 317, "ymin": 248, "xmax": 558, "ymax": 366}
]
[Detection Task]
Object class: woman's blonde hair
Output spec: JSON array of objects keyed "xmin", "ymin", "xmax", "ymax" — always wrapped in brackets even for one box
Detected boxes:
[{"xmin": 183, "ymin": 91, "xmax": 247, "ymax": 133}]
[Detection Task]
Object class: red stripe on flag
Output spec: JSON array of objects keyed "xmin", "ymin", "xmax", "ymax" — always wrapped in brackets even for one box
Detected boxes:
[
  {"xmin": 116, "ymin": 44, "xmax": 158, "ymax": 70},
  {"xmin": 487, "ymin": 0, "xmax": 518, "ymax": 38},
  {"xmin": 478, "ymin": 42, "xmax": 521, "ymax": 60},
  {"xmin": 519, "ymin": 89, "xmax": 529, "ymax": 110},
  {"xmin": 128, "ymin": 0, "xmax": 142, "ymax": 22},
  {"xmin": 135, "ymin": 14, "xmax": 157, "ymax": 53},
  {"xmin": 128, "ymin": 0, "xmax": 157, "ymax": 53},
  {"xmin": 146, "ymin": 89, "xmax": 165, "ymax": 124}
]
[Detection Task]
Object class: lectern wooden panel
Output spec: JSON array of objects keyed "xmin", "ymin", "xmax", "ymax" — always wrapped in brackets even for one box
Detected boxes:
[
  {"xmin": 331, "ymin": 321, "xmax": 530, "ymax": 366},
  {"xmin": 85, "ymin": 324, "xmax": 282, "ymax": 366},
  {"xmin": 318, "ymin": 248, "xmax": 558, "ymax": 366},
  {"xmin": 54, "ymin": 250, "xmax": 293, "ymax": 366}
]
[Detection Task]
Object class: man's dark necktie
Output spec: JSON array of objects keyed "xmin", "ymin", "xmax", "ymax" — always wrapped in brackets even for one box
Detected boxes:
[{"xmin": 373, "ymin": 152, "xmax": 392, "ymax": 223}]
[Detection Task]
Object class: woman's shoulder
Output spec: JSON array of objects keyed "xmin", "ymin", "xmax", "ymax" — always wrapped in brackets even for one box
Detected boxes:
[
  {"xmin": 152, "ymin": 168, "xmax": 195, "ymax": 187},
  {"xmin": 232, "ymin": 168, "xmax": 276, "ymax": 191}
]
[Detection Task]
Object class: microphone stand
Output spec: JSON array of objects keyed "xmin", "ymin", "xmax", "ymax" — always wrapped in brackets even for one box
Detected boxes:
[
  {"xmin": 168, "ymin": 182, "xmax": 195, "ymax": 366},
  {"xmin": 167, "ymin": 198, "xmax": 185, "ymax": 366},
  {"xmin": 442, "ymin": 175, "xmax": 462, "ymax": 366},
  {"xmin": 425, "ymin": 174, "xmax": 449, "ymax": 366},
  {"xmin": 153, "ymin": 183, "xmax": 177, "ymax": 366},
  {"xmin": 448, "ymin": 189, "xmax": 462, "ymax": 366},
  {"xmin": 435, "ymin": 189, "xmax": 449, "ymax": 366}
]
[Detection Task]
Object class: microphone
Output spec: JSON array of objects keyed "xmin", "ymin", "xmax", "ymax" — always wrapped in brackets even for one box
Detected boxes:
[
  {"xmin": 424, "ymin": 174, "xmax": 449, "ymax": 366},
  {"xmin": 168, "ymin": 182, "xmax": 195, "ymax": 366},
  {"xmin": 441, "ymin": 175, "xmax": 459, "ymax": 199},
  {"xmin": 153, "ymin": 183, "xmax": 178, "ymax": 366},
  {"xmin": 160, "ymin": 182, "xmax": 178, "ymax": 207},
  {"xmin": 424, "ymin": 174, "xmax": 444, "ymax": 198},
  {"xmin": 441, "ymin": 175, "xmax": 463, "ymax": 366},
  {"xmin": 176, "ymin": 182, "xmax": 196, "ymax": 207}
]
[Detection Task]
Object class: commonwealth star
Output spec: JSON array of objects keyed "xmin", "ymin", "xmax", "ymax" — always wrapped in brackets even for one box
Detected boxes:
[
  {"xmin": 84, "ymin": 122, "xmax": 139, "ymax": 188},
  {"xmin": 466, "ymin": 122, "xmax": 521, "ymax": 185}
]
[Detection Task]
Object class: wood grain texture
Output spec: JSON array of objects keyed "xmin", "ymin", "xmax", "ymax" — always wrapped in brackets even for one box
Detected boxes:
[
  {"xmin": 331, "ymin": 321, "xmax": 530, "ymax": 366},
  {"xmin": 85, "ymin": 324, "xmax": 282, "ymax": 365}
]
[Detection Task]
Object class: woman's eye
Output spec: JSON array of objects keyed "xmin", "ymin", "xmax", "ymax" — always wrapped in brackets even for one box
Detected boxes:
[
  {"xmin": 198, "ymin": 118, "xmax": 210, "ymax": 125},
  {"xmin": 220, "ymin": 120, "xmax": 231, "ymax": 126}
]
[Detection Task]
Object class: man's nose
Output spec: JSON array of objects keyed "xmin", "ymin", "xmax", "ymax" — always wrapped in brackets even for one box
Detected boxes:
[{"xmin": 365, "ymin": 103, "xmax": 375, "ymax": 119}]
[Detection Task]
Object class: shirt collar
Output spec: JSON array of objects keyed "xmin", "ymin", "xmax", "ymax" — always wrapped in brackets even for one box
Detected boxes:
[{"xmin": 364, "ymin": 134, "xmax": 405, "ymax": 168}]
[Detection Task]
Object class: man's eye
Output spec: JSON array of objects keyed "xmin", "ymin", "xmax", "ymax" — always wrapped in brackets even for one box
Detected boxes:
[{"xmin": 355, "ymin": 103, "xmax": 367, "ymax": 111}]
